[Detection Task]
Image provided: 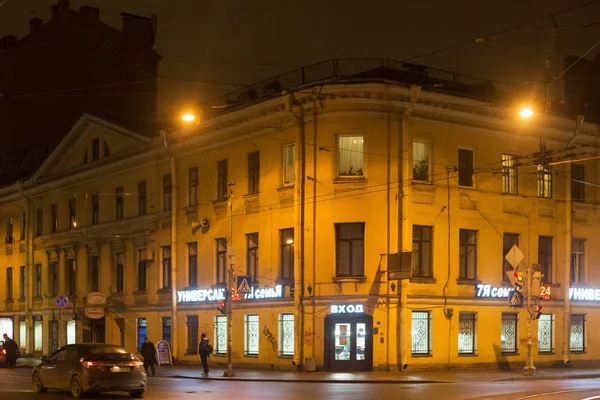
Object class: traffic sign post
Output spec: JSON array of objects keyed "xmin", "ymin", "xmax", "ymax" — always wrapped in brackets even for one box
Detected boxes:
[
  {"xmin": 55, "ymin": 295, "xmax": 69, "ymax": 308},
  {"xmin": 236, "ymin": 276, "xmax": 252, "ymax": 293}
]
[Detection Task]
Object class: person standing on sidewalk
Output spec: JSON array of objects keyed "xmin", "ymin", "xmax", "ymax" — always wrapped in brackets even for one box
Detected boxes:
[
  {"xmin": 141, "ymin": 337, "xmax": 157, "ymax": 376},
  {"xmin": 3, "ymin": 334, "xmax": 19, "ymax": 367},
  {"xmin": 198, "ymin": 333, "xmax": 213, "ymax": 376}
]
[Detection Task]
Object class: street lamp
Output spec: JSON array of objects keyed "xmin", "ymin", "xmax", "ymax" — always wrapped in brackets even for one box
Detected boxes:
[
  {"xmin": 160, "ymin": 112, "xmax": 199, "ymax": 363},
  {"xmin": 519, "ymin": 107, "xmax": 534, "ymax": 120}
]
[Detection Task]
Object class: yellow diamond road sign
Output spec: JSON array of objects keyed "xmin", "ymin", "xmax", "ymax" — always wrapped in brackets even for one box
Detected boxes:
[{"xmin": 505, "ymin": 245, "xmax": 524, "ymax": 269}]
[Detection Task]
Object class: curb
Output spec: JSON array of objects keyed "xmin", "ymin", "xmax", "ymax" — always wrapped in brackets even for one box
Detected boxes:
[
  {"xmin": 493, "ymin": 373, "xmax": 600, "ymax": 382},
  {"xmin": 168, "ymin": 375, "xmax": 452, "ymax": 384}
]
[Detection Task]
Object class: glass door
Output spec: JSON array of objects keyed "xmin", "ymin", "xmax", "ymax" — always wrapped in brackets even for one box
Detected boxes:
[
  {"xmin": 334, "ymin": 323, "xmax": 352, "ymax": 361},
  {"xmin": 356, "ymin": 323, "xmax": 366, "ymax": 360},
  {"xmin": 326, "ymin": 314, "xmax": 373, "ymax": 372}
]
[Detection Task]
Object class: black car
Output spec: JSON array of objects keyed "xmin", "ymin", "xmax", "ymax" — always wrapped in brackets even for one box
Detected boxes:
[{"xmin": 32, "ymin": 344, "xmax": 147, "ymax": 398}]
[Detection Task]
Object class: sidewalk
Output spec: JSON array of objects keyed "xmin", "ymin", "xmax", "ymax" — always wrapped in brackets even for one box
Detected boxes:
[{"xmin": 155, "ymin": 364, "xmax": 600, "ymax": 383}]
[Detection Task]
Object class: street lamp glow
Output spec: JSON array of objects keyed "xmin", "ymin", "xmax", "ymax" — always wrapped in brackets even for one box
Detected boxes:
[
  {"xmin": 519, "ymin": 107, "xmax": 534, "ymax": 119},
  {"xmin": 181, "ymin": 112, "xmax": 196, "ymax": 123},
  {"xmin": 286, "ymin": 239, "xmax": 294, "ymax": 244}
]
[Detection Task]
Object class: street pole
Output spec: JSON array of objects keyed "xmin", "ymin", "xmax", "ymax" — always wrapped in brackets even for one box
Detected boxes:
[
  {"xmin": 563, "ymin": 162, "xmax": 572, "ymax": 366},
  {"xmin": 160, "ymin": 130, "xmax": 178, "ymax": 363},
  {"xmin": 524, "ymin": 265, "xmax": 535, "ymax": 376},
  {"xmin": 224, "ymin": 184, "xmax": 236, "ymax": 377}
]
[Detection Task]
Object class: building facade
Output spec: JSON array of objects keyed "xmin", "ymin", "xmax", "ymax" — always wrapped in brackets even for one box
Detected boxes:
[{"xmin": 0, "ymin": 73, "xmax": 600, "ymax": 371}]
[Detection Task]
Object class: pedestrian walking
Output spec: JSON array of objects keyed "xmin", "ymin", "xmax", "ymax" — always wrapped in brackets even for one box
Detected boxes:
[
  {"xmin": 141, "ymin": 337, "xmax": 157, "ymax": 376},
  {"xmin": 3, "ymin": 333, "xmax": 19, "ymax": 367},
  {"xmin": 198, "ymin": 333, "xmax": 213, "ymax": 376}
]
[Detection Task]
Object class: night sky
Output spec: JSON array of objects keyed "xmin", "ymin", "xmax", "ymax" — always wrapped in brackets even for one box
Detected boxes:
[{"xmin": 0, "ymin": 0, "xmax": 599, "ymax": 117}]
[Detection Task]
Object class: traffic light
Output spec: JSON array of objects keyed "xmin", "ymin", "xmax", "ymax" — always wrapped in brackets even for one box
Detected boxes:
[
  {"xmin": 514, "ymin": 271, "xmax": 524, "ymax": 290},
  {"xmin": 217, "ymin": 300, "xmax": 226, "ymax": 314},
  {"xmin": 533, "ymin": 304, "xmax": 543, "ymax": 320}
]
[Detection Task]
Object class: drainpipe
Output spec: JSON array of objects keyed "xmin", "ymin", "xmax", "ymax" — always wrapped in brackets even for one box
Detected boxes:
[
  {"xmin": 386, "ymin": 89, "xmax": 392, "ymax": 371},
  {"xmin": 289, "ymin": 94, "xmax": 306, "ymax": 370},
  {"xmin": 160, "ymin": 131, "xmax": 179, "ymax": 362},
  {"xmin": 17, "ymin": 181, "xmax": 33, "ymax": 355},
  {"xmin": 398, "ymin": 85, "xmax": 421, "ymax": 370},
  {"xmin": 563, "ymin": 161, "xmax": 572, "ymax": 366},
  {"xmin": 311, "ymin": 96, "xmax": 318, "ymax": 363}
]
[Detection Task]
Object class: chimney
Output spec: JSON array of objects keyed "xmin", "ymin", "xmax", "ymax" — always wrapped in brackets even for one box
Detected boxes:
[
  {"xmin": 79, "ymin": 5, "xmax": 100, "ymax": 20},
  {"xmin": 50, "ymin": 0, "xmax": 70, "ymax": 19},
  {"xmin": 0, "ymin": 35, "xmax": 17, "ymax": 50},
  {"xmin": 29, "ymin": 18, "xmax": 42, "ymax": 34},
  {"xmin": 121, "ymin": 13, "xmax": 156, "ymax": 49}
]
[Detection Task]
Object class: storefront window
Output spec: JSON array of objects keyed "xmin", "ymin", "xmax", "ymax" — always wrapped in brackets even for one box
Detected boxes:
[
  {"xmin": 0, "ymin": 317, "xmax": 13, "ymax": 340},
  {"xmin": 19, "ymin": 319, "xmax": 26, "ymax": 352},
  {"xmin": 137, "ymin": 318, "xmax": 147, "ymax": 351},
  {"xmin": 34, "ymin": 319, "xmax": 43, "ymax": 352},
  {"xmin": 501, "ymin": 313, "xmax": 518, "ymax": 354},
  {"xmin": 458, "ymin": 312, "xmax": 477, "ymax": 355},
  {"xmin": 356, "ymin": 323, "xmax": 366, "ymax": 360},
  {"xmin": 538, "ymin": 313, "xmax": 554, "ymax": 354},
  {"xmin": 162, "ymin": 317, "xmax": 172, "ymax": 344},
  {"xmin": 66, "ymin": 320, "xmax": 76, "ymax": 344},
  {"xmin": 215, "ymin": 315, "xmax": 227, "ymax": 355},
  {"xmin": 334, "ymin": 323, "xmax": 351, "ymax": 360},
  {"xmin": 244, "ymin": 314, "xmax": 259, "ymax": 356},
  {"xmin": 570, "ymin": 314, "xmax": 586, "ymax": 353},
  {"xmin": 278, "ymin": 313, "xmax": 294, "ymax": 357},
  {"xmin": 411, "ymin": 311, "xmax": 432, "ymax": 355}
]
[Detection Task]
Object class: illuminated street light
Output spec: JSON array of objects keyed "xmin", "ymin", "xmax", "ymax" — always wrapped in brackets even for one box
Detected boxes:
[
  {"xmin": 519, "ymin": 107, "xmax": 534, "ymax": 119},
  {"xmin": 181, "ymin": 112, "xmax": 196, "ymax": 123}
]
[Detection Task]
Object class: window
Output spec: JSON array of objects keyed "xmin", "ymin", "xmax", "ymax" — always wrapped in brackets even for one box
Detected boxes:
[
  {"xmin": 189, "ymin": 167, "xmax": 198, "ymax": 206},
  {"xmin": 537, "ymin": 164, "xmax": 552, "ymax": 198},
  {"xmin": 458, "ymin": 148, "xmax": 474, "ymax": 187},
  {"xmin": 459, "ymin": 229, "xmax": 477, "ymax": 280},
  {"xmin": 538, "ymin": 313, "xmax": 554, "ymax": 354},
  {"xmin": 248, "ymin": 152, "xmax": 260, "ymax": 194},
  {"xmin": 19, "ymin": 266, "xmax": 25, "ymax": 300},
  {"xmin": 282, "ymin": 144, "xmax": 295, "ymax": 186},
  {"xmin": 188, "ymin": 242, "xmax": 198, "ymax": 287},
  {"xmin": 88, "ymin": 256, "xmax": 99, "ymax": 293},
  {"xmin": 91, "ymin": 194, "xmax": 99, "ymax": 225},
  {"xmin": 214, "ymin": 315, "xmax": 227, "ymax": 355},
  {"xmin": 538, "ymin": 236, "xmax": 553, "ymax": 284},
  {"xmin": 163, "ymin": 174, "xmax": 172, "ymax": 211},
  {"xmin": 502, "ymin": 154, "xmax": 518, "ymax": 194},
  {"xmin": 337, "ymin": 134, "xmax": 364, "ymax": 176},
  {"xmin": 501, "ymin": 313, "xmax": 518, "ymax": 354},
  {"xmin": 51, "ymin": 204, "xmax": 58, "ymax": 233},
  {"xmin": 186, "ymin": 315, "xmax": 199, "ymax": 354},
  {"xmin": 36, "ymin": 209, "xmax": 42, "ymax": 237},
  {"xmin": 104, "ymin": 141, "xmax": 110, "ymax": 157},
  {"xmin": 33, "ymin": 264, "xmax": 41, "ymax": 298},
  {"xmin": 502, "ymin": 233, "xmax": 519, "ymax": 282},
  {"xmin": 115, "ymin": 253, "xmax": 124, "ymax": 293},
  {"xmin": 246, "ymin": 233, "xmax": 258, "ymax": 282},
  {"xmin": 116, "ymin": 186, "xmax": 124, "ymax": 220},
  {"xmin": 69, "ymin": 199, "xmax": 76, "ymax": 229},
  {"xmin": 412, "ymin": 225, "xmax": 432, "ymax": 278},
  {"xmin": 244, "ymin": 314, "xmax": 259, "ymax": 356},
  {"xmin": 66, "ymin": 259, "xmax": 76, "ymax": 296},
  {"xmin": 217, "ymin": 160, "xmax": 228, "ymax": 201},
  {"xmin": 48, "ymin": 261, "xmax": 58, "ymax": 297},
  {"xmin": 216, "ymin": 238, "xmax": 227, "ymax": 285},
  {"xmin": 92, "ymin": 138, "xmax": 100, "ymax": 161},
  {"xmin": 136, "ymin": 318, "xmax": 147, "ymax": 352},
  {"xmin": 411, "ymin": 311, "xmax": 431, "ymax": 355},
  {"xmin": 138, "ymin": 181, "xmax": 147, "ymax": 216},
  {"xmin": 138, "ymin": 249, "xmax": 147, "ymax": 291},
  {"xmin": 335, "ymin": 223, "xmax": 365, "ymax": 277},
  {"xmin": 571, "ymin": 239, "xmax": 586, "ymax": 284},
  {"xmin": 20, "ymin": 213, "xmax": 25, "ymax": 241},
  {"xmin": 162, "ymin": 317, "xmax": 172, "ymax": 344},
  {"xmin": 570, "ymin": 314, "xmax": 586, "ymax": 353},
  {"xmin": 5, "ymin": 267, "xmax": 13, "ymax": 300},
  {"xmin": 6, "ymin": 216, "xmax": 13, "ymax": 240},
  {"xmin": 412, "ymin": 141, "xmax": 429, "ymax": 181},
  {"xmin": 162, "ymin": 246, "xmax": 172, "ymax": 289},
  {"xmin": 280, "ymin": 228, "xmax": 294, "ymax": 281},
  {"xmin": 458, "ymin": 312, "xmax": 477, "ymax": 355},
  {"xmin": 571, "ymin": 164, "xmax": 585, "ymax": 203},
  {"xmin": 278, "ymin": 313, "xmax": 294, "ymax": 356}
]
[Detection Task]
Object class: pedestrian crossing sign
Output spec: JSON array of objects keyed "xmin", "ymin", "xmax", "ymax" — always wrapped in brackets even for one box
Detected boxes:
[
  {"xmin": 237, "ymin": 276, "xmax": 252, "ymax": 293},
  {"xmin": 509, "ymin": 291, "xmax": 523, "ymax": 307}
]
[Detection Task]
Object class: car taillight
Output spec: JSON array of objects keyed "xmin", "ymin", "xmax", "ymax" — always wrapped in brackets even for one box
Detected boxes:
[
  {"xmin": 133, "ymin": 361, "xmax": 143, "ymax": 367},
  {"xmin": 1, "ymin": 349, "xmax": 5, "ymax": 355}
]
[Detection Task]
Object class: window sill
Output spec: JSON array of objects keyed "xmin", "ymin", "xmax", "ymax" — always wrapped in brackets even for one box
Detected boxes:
[
  {"xmin": 33, "ymin": 297, "xmax": 43, "ymax": 302},
  {"xmin": 243, "ymin": 193, "xmax": 259, "ymax": 199},
  {"xmin": 4, "ymin": 299, "xmax": 14, "ymax": 304},
  {"xmin": 110, "ymin": 291, "xmax": 125, "ymax": 297},
  {"xmin": 18, "ymin": 298, "xmax": 25, "ymax": 303},
  {"xmin": 185, "ymin": 206, "xmax": 197, "ymax": 215},
  {"xmin": 456, "ymin": 279, "xmax": 480, "ymax": 285},
  {"xmin": 157, "ymin": 288, "xmax": 172, "ymax": 294},
  {"xmin": 333, "ymin": 177, "xmax": 367, "ymax": 184},
  {"xmin": 410, "ymin": 277, "xmax": 437, "ymax": 284},
  {"xmin": 458, "ymin": 185, "xmax": 478, "ymax": 191},
  {"xmin": 276, "ymin": 279, "xmax": 294, "ymax": 286},
  {"xmin": 332, "ymin": 276, "xmax": 367, "ymax": 284},
  {"xmin": 133, "ymin": 290, "xmax": 148, "ymax": 296},
  {"xmin": 501, "ymin": 192, "xmax": 521, "ymax": 197},
  {"xmin": 212, "ymin": 199, "xmax": 228, "ymax": 205},
  {"xmin": 278, "ymin": 355, "xmax": 294, "ymax": 359},
  {"xmin": 278, "ymin": 185, "xmax": 294, "ymax": 192},
  {"xmin": 412, "ymin": 180, "xmax": 432, "ymax": 185},
  {"xmin": 411, "ymin": 353, "xmax": 432, "ymax": 358}
]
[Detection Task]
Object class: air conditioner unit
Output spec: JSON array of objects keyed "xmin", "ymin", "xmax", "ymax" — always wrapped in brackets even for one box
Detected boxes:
[{"xmin": 5, "ymin": 235, "xmax": 13, "ymax": 244}]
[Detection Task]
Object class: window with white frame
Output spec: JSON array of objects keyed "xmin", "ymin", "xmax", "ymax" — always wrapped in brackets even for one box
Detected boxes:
[
  {"xmin": 244, "ymin": 314, "xmax": 259, "ymax": 356},
  {"xmin": 501, "ymin": 313, "xmax": 518, "ymax": 353},
  {"xmin": 282, "ymin": 144, "xmax": 295, "ymax": 186},
  {"xmin": 215, "ymin": 315, "xmax": 227, "ymax": 355},
  {"xmin": 571, "ymin": 238, "xmax": 586, "ymax": 284},
  {"xmin": 412, "ymin": 141, "xmax": 429, "ymax": 181},
  {"xmin": 278, "ymin": 313, "xmax": 294, "ymax": 357},
  {"xmin": 538, "ymin": 313, "xmax": 554, "ymax": 354},
  {"xmin": 337, "ymin": 134, "xmax": 364, "ymax": 176},
  {"xmin": 411, "ymin": 311, "xmax": 431, "ymax": 355},
  {"xmin": 502, "ymin": 154, "xmax": 518, "ymax": 194},
  {"xmin": 537, "ymin": 164, "xmax": 551, "ymax": 198},
  {"xmin": 458, "ymin": 312, "xmax": 477, "ymax": 355},
  {"xmin": 570, "ymin": 314, "xmax": 585, "ymax": 353}
]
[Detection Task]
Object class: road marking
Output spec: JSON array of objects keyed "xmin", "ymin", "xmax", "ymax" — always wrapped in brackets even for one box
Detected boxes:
[
  {"xmin": 581, "ymin": 396, "xmax": 600, "ymax": 400},
  {"xmin": 517, "ymin": 389, "xmax": 595, "ymax": 399}
]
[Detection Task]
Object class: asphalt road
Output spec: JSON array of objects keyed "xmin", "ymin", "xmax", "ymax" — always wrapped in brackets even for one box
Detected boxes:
[{"xmin": 2, "ymin": 368, "xmax": 600, "ymax": 399}]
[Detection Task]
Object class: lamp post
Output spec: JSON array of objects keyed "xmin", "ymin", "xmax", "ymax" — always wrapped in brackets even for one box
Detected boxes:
[{"xmin": 224, "ymin": 182, "xmax": 236, "ymax": 377}]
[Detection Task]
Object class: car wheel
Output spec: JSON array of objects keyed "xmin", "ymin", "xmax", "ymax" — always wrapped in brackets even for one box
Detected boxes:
[
  {"xmin": 130, "ymin": 390, "xmax": 144, "ymax": 398},
  {"xmin": 32, "ymin": 372, "xmax": 47, "ymax": 393},
  {"xmin": 70, "ymin": 375, "xmax": 85, "ymax": 398}
]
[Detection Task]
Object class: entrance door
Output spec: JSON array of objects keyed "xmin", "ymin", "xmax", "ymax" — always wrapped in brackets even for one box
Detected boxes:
[
  {"xmin": 49, "ymin": 320, "xmax": 58, "ymax": 354},
  {"xmin": 325, "ymin": 314, "xmax": 373, "ymax": 371}
]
